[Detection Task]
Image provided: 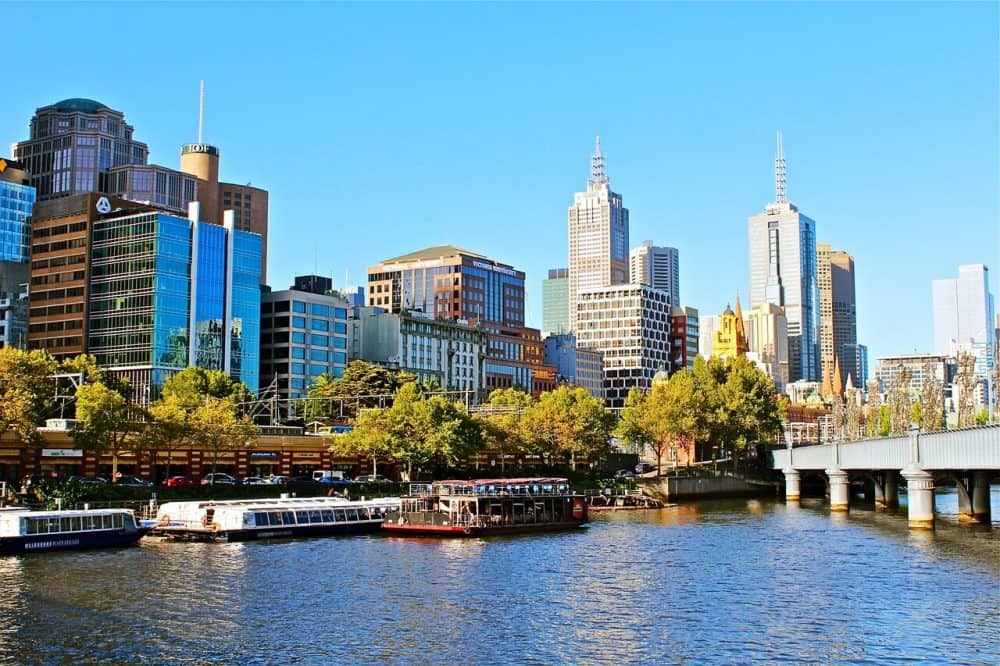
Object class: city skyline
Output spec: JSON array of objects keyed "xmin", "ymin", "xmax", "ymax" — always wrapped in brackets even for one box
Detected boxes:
[{"xmin": 1, "ymin": 2, "xmax": 996, "ymax": 363}]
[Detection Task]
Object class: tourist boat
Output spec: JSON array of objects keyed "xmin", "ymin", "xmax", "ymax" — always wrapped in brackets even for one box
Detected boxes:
[
  {"xmin": 147, "ymin": 496, "xmax": 400, "ymax": 542},
  {"xmin": 382, "ymin": 478, "xmax": 588, "ymax": 537},
  {"xmin": 0, "ymin": 507, "xmax": 146, "ymax": 555}
]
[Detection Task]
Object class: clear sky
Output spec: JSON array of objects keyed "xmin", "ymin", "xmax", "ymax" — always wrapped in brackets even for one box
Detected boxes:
[{"xmin": 3, "ymin": 1, "xmax": 997, "ymax": 363}]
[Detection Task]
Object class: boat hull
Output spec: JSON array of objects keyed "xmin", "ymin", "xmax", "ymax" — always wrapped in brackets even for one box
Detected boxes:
[
  {"xmin": 0, "ymin": 529, "xmax": 144, "ymax": 555},
  {"xmin": 154, "ymin": 520, "xmax": 385, "ymax": 542},
  {"xmin": 382, "ymin": 521, "xmax": 586, "ymax": 537}
]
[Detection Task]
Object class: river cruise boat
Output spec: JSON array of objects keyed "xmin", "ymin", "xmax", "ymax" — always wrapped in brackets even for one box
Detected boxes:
[
  {"xmin": 382, "ymin": 478, "xmax": 588, "ymax": 537},
  {"xmin": 0, "ymin": 507, "xmax": 145, "ymax": 555},
  {"xmin": 148, "ymin": 496, "xmax": 400, "ymax": 542}
]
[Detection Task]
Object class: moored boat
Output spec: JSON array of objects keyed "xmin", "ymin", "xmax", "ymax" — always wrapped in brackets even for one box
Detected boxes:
[
  {"xmin": 0, "ymin": 507, "xmax": 145, "ymax": 555},
  {"xmin": 148, "ymin": 496, "xmax": 400, "ymax": 542},
  {"xmin": 383, "ymin": 478, "xmax": 588, "ymax": 537}
]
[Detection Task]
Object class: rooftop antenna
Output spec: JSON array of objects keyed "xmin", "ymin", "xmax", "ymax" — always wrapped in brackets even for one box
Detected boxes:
[
  {"xmin": 775, "ymin": 130, "xmax": 787, "ymax": 203},
  {"xmin": 590, "ymin": 135, "xmax": 608, "ymax": 184},
  {"xmin": 198, "ymin": 80, "xmax": 205, "ymax": 144}
]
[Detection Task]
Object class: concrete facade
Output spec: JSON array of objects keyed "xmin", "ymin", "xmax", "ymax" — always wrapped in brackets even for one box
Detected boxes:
[
  {"xmin": 543, "ymin": 334, "xmax": 604, "ymax": 399},
  {"xmin": 630, "ymin": 241, "xmax": 679, "ymax": 307}
]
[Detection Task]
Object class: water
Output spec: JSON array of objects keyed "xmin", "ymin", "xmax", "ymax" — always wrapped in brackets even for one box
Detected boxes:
[{"xmin": 1, "ymin": 490, "xmax": 997, "ymax": 665}]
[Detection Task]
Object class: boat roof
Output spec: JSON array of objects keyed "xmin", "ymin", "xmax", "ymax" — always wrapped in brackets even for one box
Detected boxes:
[
  {"xmin": 157, "ymin": 496, "xmax": 399, "ymax": 511},
  {"xmin": 4, "ymin": 508, "xmax": 134, "ymax": 518},
  {"xmin": 434, "ymin": 478, "xmax": 569, "ymax": 486}
]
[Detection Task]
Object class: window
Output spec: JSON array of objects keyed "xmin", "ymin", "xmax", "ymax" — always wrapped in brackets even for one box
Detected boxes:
[
  {"xmin": 291, "ymin": 332, "xmax": 305, "ymax": 344},
  {"xmin": 310, "ymin": 334, "xmax": 327, "ymax": 346},
  {"xmin": 292, "ymin": 301, "xmax": 306, "ymax": 313},
  {"xmin": 292, "ymin": 316, "xmax": 306, "ymax": 328},
  {"xmin": 291, "ymin": 348, "xmax": 305, "ymax": 359},
  {"xmin": 310, "ymin": 319, "xmax": 329, "ymax": 331}
]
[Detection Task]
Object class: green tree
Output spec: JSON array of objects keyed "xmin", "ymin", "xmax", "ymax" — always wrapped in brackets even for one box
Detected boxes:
[
  {"xmin": 521, "ymin": 386, "xmax": 611, "ymax": 471},
  {"xmin": 161, "ymin": 366, "xmax": 252, "ymax": 411},
  {"xmin": 135, "ymin": 395, "xmax": 191, "ymax": 482},
  {"xmin": 476, "ymin": 388, "xmax": 534, "ymax": 472},
  {"xmin": 0, "ymin": 347, "xmax": 58, "ymax": 447},
  {"xmin": 329, "ymin": 406, "xmax": 394, "ymax": 477},
  {"xmin": 648, "ymin": 371, "xmax": 705, "ymax": 473},
  {"xmin": 190, "ymin": 396, "xmax": 258, "ymax": 478},
  {"xmin": 308, "ymin": 361, "xmax": 405, "ymax": 420},
  {"xmin": 614, "ymin": 387, "xmax": 653, "ymax": 458},
  {"xmin": 72, "ymin": 381, "xmax": 145, "ymax": 480},
  {"xmin": 918, "ymin": 361, "xmax": 945, "ymax": 432}
]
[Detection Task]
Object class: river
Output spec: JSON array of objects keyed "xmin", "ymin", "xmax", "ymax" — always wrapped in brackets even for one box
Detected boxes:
[{"xmin": 1, "ymin": 489, "xmax": 997, "ymax": 665}]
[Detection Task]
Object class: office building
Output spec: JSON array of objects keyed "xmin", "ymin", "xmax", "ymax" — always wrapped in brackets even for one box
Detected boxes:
[
  {"xmin": 874, "ymin": 354, "xmax": 953, "ymax": 396},
  {"xmin": 743, "ymin": 302, "xmax": 790, "ymax": 394},
  {"xmin": 349, "ymin": 306, "xmax": 486, "ymax": 397},
  {"xmin": 630, "ymin": 241, "xmax": 679, "ymax": 307},
  {"xmin": 86, "ymin": 204, "xmax": 261, "ymax": 399},
  {"xmin": 748, "ymin": 132, "xmax": 818, "ymax": 381},
  {"xmin": 817, "ymin": 243, "xmax": 858, "ymax": 389},
  {"xmin": 543, "ymin": 334, "xmax": 604, "ymax": 399},
  {"xmin": 844, "ymin": 342, "xmax": 869, "ymax": 388},
  {"xmin": 574, "ymin": 283, "xmax": 671, "ymax": 408},
  {"xmin": 260, "ymin": 286, "xmax": 349, "ymax": 403},
  {"xmin": 567, "ymin": 137, "xmax": 629, "ymax": 332},
  {"xmin": 698, "ymin": 315, "xmax": 720, "ymax": 360},
  {"xmin": 542, "ymin": 268, "xmax": 570, "ymax": 336},
  {"xmin": 669, "ymin": 306, "xmax": 699, "ymax": 372},
  {"xmin": 367, "ymin": 245, "xmax": 555, "ymax": 395},
  {"xmin": 0, "ymin": 159, "xmax": 34, "ymax": 349},
  {"xmin": 932, "ymin": 264, "xmax": 995, "ymax": 402}
]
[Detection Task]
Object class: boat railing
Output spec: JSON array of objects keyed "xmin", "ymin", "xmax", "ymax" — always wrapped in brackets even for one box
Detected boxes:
[{"xmin": 410, "ymin": 483, "xmax": 573, "ymax": 498}]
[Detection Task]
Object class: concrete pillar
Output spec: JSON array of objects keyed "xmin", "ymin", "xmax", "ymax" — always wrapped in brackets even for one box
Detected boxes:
[
  {"xmin": 826, "ymin": 467, "xmax": 849, "ymax": 512},
  {"xmin": 883, "ymin": 471, "xmax": 899, "ymax": 509},
  {"xmin": 783, "ymin": 468, "xmax": 801, "ymax": 502},
  {"xmin": 971, "ymin": 471, "xmax": 992, "ymax": 525},
  {"xmin": 901, "ymin": 464, "xmax": 935, "ymax": 530}
]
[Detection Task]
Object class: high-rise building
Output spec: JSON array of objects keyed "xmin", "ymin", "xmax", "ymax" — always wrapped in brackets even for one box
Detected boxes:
[
  {"xmin": 875, "ymin": 354, "xmax": 953, "ymax": 396},
  {"xmin": 88, "ymin": 204, "xmax": 262, "ymax": 399},
  {"xmin": 542, "ymin": 268, "xmax": 570, "ymax": 337},
  {"xmin": 698, "ymin": 315, "xmax": 720, "ymax": 360},
  {"xmin": 0, "ymin": 158, "xmax": 35, "ymax": 349},
  {"xmin": 367, "ymin": 245, "xmax": 555, "ymax": 396},
  {"xmin": 575, "ymin": 283, "xmax": 671, "ymax": 408},
  {"xmin": 630, "ymin": 241, "xmax": 679, "ymax": 307},
  {"xmin": 543, "ymin": 334, "xmax": 604, "ymax": 400},
  {"xmin": 567, "ymin": 137, "xmax": 629, "ymax": 332},
  {"xmin": 932, "ymin": 264, "xmax": 995, "ymax": 395},
  {"xmin": 817, "ymin": 243, "xmax": 858, "ymax": 387},
  {"xmin": 748, "ymin": 132, "xmax": 818, "ymax": 381},
  {"xmin": 669, "ymin": 306, "xmax": 699, "ymax": 372},
  {"xmin": 743, "ymin": 302, "xmax": 790, "ymax": 394},
  {"xmin": 260, "ymin": 287, "xmax": 349, "ymax": 405}
]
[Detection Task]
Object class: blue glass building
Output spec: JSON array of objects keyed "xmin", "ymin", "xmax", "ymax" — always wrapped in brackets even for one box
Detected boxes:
[
  {"xmin": 89, "ymin": 205, "xmax": 261, "ymax": 400},
  {"xmin": 0, "ymin": 161, "xmax": 36, "ymax": 348}
]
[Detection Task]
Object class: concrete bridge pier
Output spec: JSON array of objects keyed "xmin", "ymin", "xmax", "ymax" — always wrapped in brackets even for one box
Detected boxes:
[
  {"xmin": 958, "ymin": 471, "xmax": 993, "ymax": 525},
  {"xmin": 901, "ymin": 464, "xmax": 935, "ymax": 530},
  {"xmin": 783, "ymin": 468, "xmax": 800, "ymax": 502},
  {"xmin": 874, "ymin": 471, "xmax": 900, "ymax": 510},
  {"xmin": 826, "ymin": 467, "xmax": 849, "ymax": 512}
]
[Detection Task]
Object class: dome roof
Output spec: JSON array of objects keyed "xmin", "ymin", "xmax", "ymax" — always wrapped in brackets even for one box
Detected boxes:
[{"xmin": 48, "ymin": 98, "xmax": 110, "ymax": 114}]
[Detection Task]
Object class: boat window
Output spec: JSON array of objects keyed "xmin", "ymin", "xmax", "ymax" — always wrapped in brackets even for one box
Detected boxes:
[
  {"xmin": 307, "ymin": 510, "xmax": 320, "ymax": 523},
  {"xmin": 345, "ymin": 509, "xmax": 358, "ymax": 521},
  {"xmin": 282, "ymin": 511, "xmax": 295, "ymax": 525},
  {"xmin": 114, "ymin": 514, "xmax": 124, "ymax": 529},
  {"xmin": 69, "ymin": 516, "xmax": 82, "ymax": 532},
  {"xmin": 25, "ymin": 518, "xmax": 38, "ymax": 535},
  {"xmin": 124, "ymin": 514, "xmax": 136, "ymax": 529},
  {"xmin": 82, "ymin": 516, "xmax": 96, "ymax": 530},
  {"xmin": 295, "ymin": 511, "xmax": 308, "ymax": 524},
  {"xmin": 333, "ymin": 509, "xmax": 346, "ymax": 522},
  {"xmin": 321, "ymin": 510, "xmax": 334, "ymax": 522},
  {"xmin": 252, "ymin": 512, "xmax": 266, "ymax": 526}
]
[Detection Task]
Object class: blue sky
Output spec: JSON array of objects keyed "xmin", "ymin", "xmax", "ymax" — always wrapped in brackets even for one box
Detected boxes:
[{"xmin": 3, "ymin": 1, "xmax": 997, "ymax": 362}]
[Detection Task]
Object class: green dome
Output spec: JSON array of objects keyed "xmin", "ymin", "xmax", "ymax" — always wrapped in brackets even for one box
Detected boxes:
[{"xmin": 48, "ymin": 98, "xmax": 110, "ymax": 114}]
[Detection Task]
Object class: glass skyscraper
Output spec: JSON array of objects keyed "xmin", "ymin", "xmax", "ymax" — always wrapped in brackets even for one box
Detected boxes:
[
  {"xmin": 542, "ymin": 268, "xmax": 569, "ymax": 337},
  {"xmin": 89, "ymin": 206, "xmax": 261, "ymax": 400},
  {"xmin": 0, "ymin": 160, "xmax": 35, "ymax": 348}
]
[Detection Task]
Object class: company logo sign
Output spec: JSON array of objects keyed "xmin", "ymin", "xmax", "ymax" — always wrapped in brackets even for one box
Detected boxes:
[
  {"xmin": 95, "ymin": 197, "xmax": 112, "ymax": 214},
  {"xmin": 471, "ymin": 260, "xmax": 519, "ymax": 277}
]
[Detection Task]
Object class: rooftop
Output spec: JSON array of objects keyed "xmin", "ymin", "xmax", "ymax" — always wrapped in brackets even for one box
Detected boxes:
[
  {"xmin": 380, "ymin": 245, "xmax": 488, "ymax": 264},
  {"xmin": 43, "ymin": 98, "xmax": 112, "ymax": 114}
]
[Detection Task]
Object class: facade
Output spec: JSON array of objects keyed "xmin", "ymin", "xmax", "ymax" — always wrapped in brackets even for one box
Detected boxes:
[
  {"xmin": 817, "ymin": 243, "xmax": 858, "ymax": 389},
  {"xmin": 13, "ymin": 99, "xmax": 149, "ymax": 201},
  {"xmin": 932, "ymin": 264, "xmax": 995, "ymax": 404},
  {"xmin": 669, "ymin": 306, "xmax": 699, "ymax": 372},
  {"xmin": 543, "ymin": 334, "xmax": 604, "ymax": 399},
  {"xmin": 743, "ymin": 302, "xmax": 790, "ymax": 394},
  {"xmin": 542, "ymin": 268, "xmax": 570, "ymax": 336},
  {"xmin": 874, "ymin": 354, "xmax": 953, "ymax": 396},
  {"xmin": 748, "ymin": 135, "xmax": 818, "ymax": 381},
  {"xmin": 843, "ymin": 342, "xmax": 869, "ymax": 387},
  {"xmin": 630, "ymin": 241, "xmax": 679, "ymax": 307},
  {"xmin": 711, "ymin": 299, "xmax": 749, "ymax": 360},
  {"xmin": 0, "ymin": 159, "xmax": 35, "ymax": 348},
  {"xmin": 575, "ymin": 283, "xmax": 671, "ymax": 408},
  {"xmin": 101, "ymin": 163, "xmax": 198, "ymax": 215},
  {"xmin": 567, "ymin": 137, "xmax": 629, "ymax": 332},
  {"xmin": 698, "ymin": 315, "xmax": 720, "ymax": 360},
  {"xmin": 260, "ymin": 287, "xmax": 349, "ymax": 403},
  {"xmin": 367, "ymin": 245, "xmax": 554, "ymax": 395},
  {"xmin": 87, "ymin": 205, "xmax": 261, "ymax": 399},
  {"xmin": 292, "ymin": 274, "xmax": 333, "ymax": 295},
  {"xmin": 348, "ymin": 306, "xmax": 487, "ymax": 397}
]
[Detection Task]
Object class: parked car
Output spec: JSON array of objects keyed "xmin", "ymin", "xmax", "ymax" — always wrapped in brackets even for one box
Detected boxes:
[
  {"xmin": 241, "ymin": 476, "xmax": 269, "ymax": 485},
  {"xmin": 266, "ymin": 475, "xmax": 291, "ymax": 485},
  {"xmin": 202, "ymin": 473, "xmax": 239, "ymax": 485},
  {"xmin": 354, "ymin": 474, "xmax": 390, "ymax": 484},
  {"xmin": 114, "ymin": 475, "xmax": 153, "ymax": 488},
  {"xmin": 288, "ymin": 475, "xmax": 316, "ymax": 484},
  {"xmin": 67, "ymin": 475, "xmax": 108, "ymax": 485},
  {"xmin": 613, "ymin": 469, "xmax": 636, "ymax": 480},
  {"xmin": 165, "ymin": 476, "xmax": 198, "ymax": 488},
  {"xmin": 317, "ymin": 476, "xmax": 353, "ymax": 486},
  {"xmin": 635, "ymin": 463, "xmax": 656, "ymax": 475}
]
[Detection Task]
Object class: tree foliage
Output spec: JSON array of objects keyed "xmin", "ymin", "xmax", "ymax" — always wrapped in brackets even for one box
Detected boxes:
[
  {"xmin": 521, "ymin": 386, "xmax": 612, "ymax": 470},
  {"xmin": 0, "ymin": 347, "xmax": 59, "ymax": 446},
  {"xmin": 72, "ymin": 381, "xmax": 145, "ymax": 479},
  {"xmin": 475, "ymin": 388, "xmax": 535, "ymax": 472},
  {"xmin": 306, "ymin": 361, "xmax": 409, "ymax": 421}
]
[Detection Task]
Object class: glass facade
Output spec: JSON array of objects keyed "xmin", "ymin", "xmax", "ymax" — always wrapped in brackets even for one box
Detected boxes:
[
  {"xmin": 195, "ymin": 223, "xmax": 226, "ymax": 371},
  {"xmin": 0, "ymin": 180, "xmax": 35, "ymax": 262},
  {"xmin": 231, "ymin": 231, "xmax": 262, "ymax": 393}
]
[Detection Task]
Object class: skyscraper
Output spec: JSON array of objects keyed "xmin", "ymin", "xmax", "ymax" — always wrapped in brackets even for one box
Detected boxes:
[
  {"xmin": 0, "ymin": 158, "xmax": 35, "ymax": 348},
  {"xmin": 748, "ymin": 132, "xmax": 819, "ymax": 381},
  {"xmin": 630, "ymin": 241, "xmax": 679, "ymax": 307},
  {"xmin": 817, "ymin": 243, "xmax": 858, "ymax": 387},
  {"xmin": 542, "ymin": 268, "xmax": 569, "ymax": 336},
  {"xmin": 567, "ymin": 137, "xmax": 629, "ymax": 332},
  {"xmin": 932, "ymin": 264, "xmax": 995, "ymax": 394}
]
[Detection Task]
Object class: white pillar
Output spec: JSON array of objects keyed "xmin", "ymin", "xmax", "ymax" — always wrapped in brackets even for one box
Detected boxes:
[
  {"xmin": 783, "ymin": 467, "xmax": 801, "ymax": 501},
  {"xmin": 826, "ymin": 467, "xmax": 849, "ymax": 512},
  {"xmin": 901, "ymin": 464, "xmax": 935, "ymax": 530}
]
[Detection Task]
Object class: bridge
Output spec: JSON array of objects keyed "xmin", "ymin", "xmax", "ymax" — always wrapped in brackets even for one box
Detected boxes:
[{"xmin": 771, "ymin": 425, "xmax": 1000, "ymax": 529}]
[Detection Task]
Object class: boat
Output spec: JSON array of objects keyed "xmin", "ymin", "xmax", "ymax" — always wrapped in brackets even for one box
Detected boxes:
[
  {"xmin": 0, "ymin": 507, "xmax": 146, "ymax": 555},
  {"xmin": 382, "ymin": 477, "xmax": 588, "ymax": 537},
  {"xmin": 586, "ymin": 489, "xmax": 665, "ymax": 511},
  {"xmin": 147, "ymin": 495, "xmax": 400, "ymax": 542}
]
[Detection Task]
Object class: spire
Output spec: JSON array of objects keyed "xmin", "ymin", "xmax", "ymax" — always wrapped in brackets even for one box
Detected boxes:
[
  {"xmin": 833, "ymin": 356, "xmax": 843, "ymax": 396},
  {"xmin": 198, "ymin": 80, "xmax": 205, "ymax": 144},
  {"xmin": 589, "ymin": 135, "xmax": 608, "ymax": 185},
  {"xmin": 820, "ymin": 365, "xmax": 833, "ymax": 399},
  {"xmin": 734, "ymin": 295, "xmax": 749, "ymax": 354},
  {"xmin": 845, "ymin": 373, "xmax": 855, "ymax": 392},
  {"xmin": 774, "ymin": 130, "xmax": 787, "ymax": 203}
]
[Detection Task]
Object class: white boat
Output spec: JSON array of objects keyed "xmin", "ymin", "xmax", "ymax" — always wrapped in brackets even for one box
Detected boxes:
[
  {"xmin": 0, "ymin": 507, "xmax": 145, "ymax": 555},
  {"xmin": 148, "ymin": 496, "xmax": 401, "ymax": 542}
]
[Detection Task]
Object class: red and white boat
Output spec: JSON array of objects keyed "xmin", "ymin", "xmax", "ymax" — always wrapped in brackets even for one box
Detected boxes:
[{"xmin": 382, "ymin": 477, "xmax": 588, "ymax": 537}]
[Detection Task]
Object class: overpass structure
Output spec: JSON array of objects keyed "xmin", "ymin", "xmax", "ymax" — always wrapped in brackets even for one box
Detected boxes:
[{"xmin": 771, "ymin": 425, "xmax": 999, "ymax": 529}]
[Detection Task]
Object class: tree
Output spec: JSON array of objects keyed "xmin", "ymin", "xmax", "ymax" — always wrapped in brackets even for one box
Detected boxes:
[
  {"xmin": 476, "ymin": 388, "xmax": 534, "ymax": 472},
  {"xmin": 308, "ymin": 361, "xmax": 405, "ymax": 420},
  {"xmin": 136, "ymin": 395, "xmax": 191, "ymax": 482},
  {"xmin": 161, "ymin": 366, "xmax": 252, "ymax": 411},
  {"xmin": 521, "ymin": 386, "xmax": 611, "ymax": 471},
  {"xmin": 953, "ymin": 351, "xmax": 978, "ymax": 428},
  {"xmin": 864, "ymin": 379, "xmax": 883, "ymax": 438},
  {"xmin": 647, "ymin": 371, "xmax": 705, "ymax": 473},
  {"xmin": 0, "ymin": 347, "xmax": 58, "ymax": 447},
  {"xmin": 887, "ymin": 367, "xmax": 912, "ymax": 436},
  {"xmin": 615, "ymin": 387, "xmax": 653, "ymax": 459},
  {"xmin": 918, "ymin": 361, "xmax": 944, "ymax": 432},
  {"xmin": 329, "ymin": 406, "xmax": 394, "ymax": 477},
  {"xmin": 189, "ymin": 396, "xmax": 258, "ymax": 477},
  {"xmin": 72, "ymin": 381, "xmax": 144, "ymax": 480}
]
